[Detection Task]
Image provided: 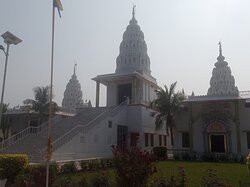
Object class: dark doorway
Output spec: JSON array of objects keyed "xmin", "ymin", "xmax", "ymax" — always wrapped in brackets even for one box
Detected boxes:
[
  {"xmin": 210, "ymin": 135, "xmax": 226, "ymax": 153},
  {"xmin": 117, "ymin": 83, "xmax": 132, "ymax": 104},
  {"xmin": 117, "ymin": 125, "xmax": 128, "ymax": 149}
]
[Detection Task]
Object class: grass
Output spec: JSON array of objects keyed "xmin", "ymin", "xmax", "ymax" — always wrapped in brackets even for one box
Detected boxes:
[
  {"xmin": 54, "ymin": 161, "xmax": 250, "ymax": 187},
  {"xmin": 153, "ymin": 161, "xmax": 250, "ymax": 187}
]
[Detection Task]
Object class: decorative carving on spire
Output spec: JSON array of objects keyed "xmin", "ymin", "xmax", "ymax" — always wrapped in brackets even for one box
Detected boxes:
[{"xmin": 207, "ymin": 43, "xmax": 239, "ymax": 96}]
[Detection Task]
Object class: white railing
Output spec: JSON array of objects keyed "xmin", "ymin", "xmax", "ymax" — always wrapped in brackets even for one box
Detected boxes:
[
  {"xmin": 49, "ymin": 101, "xmax": 127, "ymax": 152},
  {"xmin": 0, "ymin": 115, "xmax": 62, "ymax": 150},
  {"xmin": 240, "ymin": 91, "xmax": 250, "ymax": 98}
]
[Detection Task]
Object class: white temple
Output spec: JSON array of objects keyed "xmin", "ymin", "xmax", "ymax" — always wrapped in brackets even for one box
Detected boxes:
[{"xmin": 1, "ymin": 8, "xmax": 250, "ymax": 162}]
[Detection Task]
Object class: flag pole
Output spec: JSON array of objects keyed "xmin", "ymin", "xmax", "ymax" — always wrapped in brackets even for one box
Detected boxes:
[{"xmin": 46, "ymin": 0, "xmax": 55, "ymax": 186}]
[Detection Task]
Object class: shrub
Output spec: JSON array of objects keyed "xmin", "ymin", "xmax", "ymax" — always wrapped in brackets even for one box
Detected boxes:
[
  {"xmin": 60, "ymin": 161, "xmax": 77, "ymax": 174},
  {"xmin": 201, "ymin": 152, "xmax": 217, "ymax": 162},
  {"xmin": 88, "ymin": 159, "xmax": 100, "ymax": 171},
  {"xmin": 149, "ymin": 175, "xmax": 177, "ymax": 187},
  {"xmin": 0, "ymin": 154, "xmax": 28, "ymax": 182},
  {"xmin": 181, "ymin": 152, "xmax": 191, "ymax": 161},
  {"xmin": 76, "ymin": 175, "xmax": 88, "ymax": 186},
  {"xmin": 112, "ymin": 145, "xmax": 157, "ymax": 187},
  {"xmin": 173, "ymin": 153, "xmax": 180, "ymax": 160},
  {"xmin": 52, "ymin": 176, "xmax": 73, "ymax": 187},
  {"xmin": 15, "ymin": 168, "xmax": 30, "ymax": 187},
  {"xmin": 80, "ymin": 160, "xmax": 89, "ymax": 171},
  {"xmin": 153, "ymin": 147, "xmax": 167, "ymax": 160},
  {"xmin": 90, "ymin": 171, "xmax": 110, "ymax": 187},
  {"xmin": 246, "ymin": 153, "xmax": 250, "ymax": 172},
  {"xmin": 29, "ymin": 162, "xmax": 59, "ymax": 187},
  {"xmin": 100, "ymin": 158, "xmax": 114, "ymax": 169}
]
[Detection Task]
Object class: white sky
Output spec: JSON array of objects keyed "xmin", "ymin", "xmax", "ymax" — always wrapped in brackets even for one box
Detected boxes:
[{"xmin": 0, "ymin": 0, "xmax": 250, "ymax": 107}]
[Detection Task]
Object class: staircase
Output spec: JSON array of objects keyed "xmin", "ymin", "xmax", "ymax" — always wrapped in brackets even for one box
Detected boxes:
[{"xmin": 0, "ymin": 103, "xmax": 126, "ymax": 163}]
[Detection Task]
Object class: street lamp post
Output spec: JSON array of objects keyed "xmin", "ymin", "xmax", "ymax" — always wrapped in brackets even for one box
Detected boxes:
[{"xmin": 0, "ymin": 31, "xmax": 22, "ymax": 138}]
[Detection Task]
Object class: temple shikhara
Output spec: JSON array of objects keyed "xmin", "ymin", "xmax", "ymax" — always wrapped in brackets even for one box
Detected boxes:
[{"xmin": 0, "ymin": 7, "xmax": 249, "ymax": 162}]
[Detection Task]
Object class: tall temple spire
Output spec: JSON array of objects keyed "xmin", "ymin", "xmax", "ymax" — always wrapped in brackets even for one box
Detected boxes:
[{"xmin": 115, "ymin": 5, "xmax": 151, "ymax": 75}]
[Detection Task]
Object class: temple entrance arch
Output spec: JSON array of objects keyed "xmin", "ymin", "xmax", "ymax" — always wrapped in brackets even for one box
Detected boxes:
[{"xmin": 207, "ymin": 122, "xmax": 227, "ymax": 153}]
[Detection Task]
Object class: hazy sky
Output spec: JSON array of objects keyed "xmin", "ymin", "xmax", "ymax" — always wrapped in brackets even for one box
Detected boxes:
[{"xmin": 0, "ymin": 0, "xmax": 250, "ymax": 107}]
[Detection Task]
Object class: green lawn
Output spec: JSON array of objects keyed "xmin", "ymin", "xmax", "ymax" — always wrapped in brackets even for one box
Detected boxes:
[
  {"xmin": 153, "ymin": 161, "xmax": 250, "ymax": 187},
  {"xmin": 55, "ymin": 161, "xmax": 250, "ymax": 187}
]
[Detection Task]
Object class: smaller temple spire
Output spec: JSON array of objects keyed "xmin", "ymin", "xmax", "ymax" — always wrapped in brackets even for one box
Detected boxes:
[{"xmin": 132, "ymin": 5, "xmax": 136, "ymax": 19}]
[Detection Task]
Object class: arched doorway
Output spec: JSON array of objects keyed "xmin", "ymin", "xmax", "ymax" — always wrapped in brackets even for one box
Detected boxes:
[{"xmin": 207, "ymin": 122, "xmax": 227, "ymax": 153}]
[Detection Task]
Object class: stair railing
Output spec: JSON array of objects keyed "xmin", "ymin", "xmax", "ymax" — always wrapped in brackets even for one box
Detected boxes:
[
  {"xmin": 50, "ymin": 101, "xmax": 127, "ymax": 152},
  {"xmin": 0, "ymin": 115, "xmax": 62, "ymax": 150}
]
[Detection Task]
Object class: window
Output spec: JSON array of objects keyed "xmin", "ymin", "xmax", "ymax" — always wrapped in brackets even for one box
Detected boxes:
[
  {"xmin": 150, "ymin": 134, "xmax": 154, "ymax": 146},
  {"xmin": 145, "ymin": 133, "xmax": 149, "ymax": 147},
  {"xmin": 159, "ymin": 135, "xmax": 162, "ymax": 146},
  {"xmin": 164, "ymin": 135, "xmax": 167, "ymax": 146},
  {"xmin": 247, "ymin": 132, "xmax": 250, "ymax": 149},
  {"xmin": 108, "ymin": 121, "xmax": 112, "ymax": 128},
  {"xmin": 182, "ymin": 132, "xmax": 190, "ymax": 148}
]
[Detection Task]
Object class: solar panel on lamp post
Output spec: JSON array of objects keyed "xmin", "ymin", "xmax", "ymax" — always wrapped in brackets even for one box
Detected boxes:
[{"xmin": 0, "ymin": 31, "xmax": 22, "ymax": 141}]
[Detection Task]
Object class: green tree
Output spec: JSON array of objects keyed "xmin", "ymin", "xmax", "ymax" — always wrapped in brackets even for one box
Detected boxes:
[
  {"xmin": 151, "ymin": 82, "xmax": 185, "ymax": 146},
  {"xmin": 23, "ymin": 86, "xmax": 58, "ymax": 125},
  {"xmin": 0, "ymin": 103, "xmax": 12, "ymax": 140}
]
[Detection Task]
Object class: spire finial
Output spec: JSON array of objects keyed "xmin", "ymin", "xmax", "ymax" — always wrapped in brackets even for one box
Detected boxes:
[
  {"xmin": 132, "ymin": 5, "xmax": 136, "ymax": 19},
  {"xmin": 218, "ymin": 41, "xmax": 222, "ymax": 56},
  {"xmin": 73, "ymin": 62, "xmax": 77, "ymax": 75}
]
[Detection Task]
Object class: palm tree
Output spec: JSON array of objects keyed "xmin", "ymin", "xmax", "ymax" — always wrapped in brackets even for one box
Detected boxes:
[
  {"xmin": 23, "ymin": 86, "xmax": 58, "ymax": 125},
  {"xmin": 0, "ymin": 103, "xmax": 12, "ymax": 140},
  {"xmin": 151, "ymin": 82, "xmax": 186, "ymax": 146}
]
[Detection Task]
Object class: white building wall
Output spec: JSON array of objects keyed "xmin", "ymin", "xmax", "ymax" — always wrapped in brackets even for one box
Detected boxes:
[
  {"xmin": 193, "ymin": 118, "xmax": 204, "ymax": 153},
  {"xmin": 239, "ymin": 101, "xmax": 250, "ymax": 155},
  {"xmin": 53, "ymin": 107, "xmax": 128, "ymax": 161}
]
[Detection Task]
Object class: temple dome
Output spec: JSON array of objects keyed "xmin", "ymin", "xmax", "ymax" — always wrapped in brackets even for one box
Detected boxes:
[
  {"xmin": 115, "ymin": 6, "xmax": 151, "ymax": 75},
  {"xmin": 62, "ymin": 64, "xmax": 84, "ymax": 113},
  {"xmin": 207, "ymin": 43, "xmax": 239, "ymax": 96}
]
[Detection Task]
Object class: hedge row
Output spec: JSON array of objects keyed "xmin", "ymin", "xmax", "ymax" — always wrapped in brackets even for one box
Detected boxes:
[{"xmin": 0, "ymin": 154, "xmax": 28, "ymax": 182}]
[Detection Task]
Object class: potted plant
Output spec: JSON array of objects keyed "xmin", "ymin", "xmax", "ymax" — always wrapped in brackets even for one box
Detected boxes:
[{"xmin": 0, "ymin": 168, "xmax": 7, "ymax": 187}]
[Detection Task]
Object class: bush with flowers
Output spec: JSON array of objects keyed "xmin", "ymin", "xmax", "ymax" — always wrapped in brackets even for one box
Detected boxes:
[{"xmin": 112, "ymin": 145, "xmax": 157, "ymax": 187}]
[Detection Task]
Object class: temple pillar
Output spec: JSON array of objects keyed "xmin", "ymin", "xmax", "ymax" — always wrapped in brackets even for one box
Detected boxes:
[
  {"xmin": 235, "ymin": 101, "xmax": 241, "ymax": 155},
  {"xmin": 95, "ymin": 81, "xmax": 100, "ymax": 107},
  {"xmin": 188, "ymin": 103, "xmax": 194, "ymax": 153}
]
